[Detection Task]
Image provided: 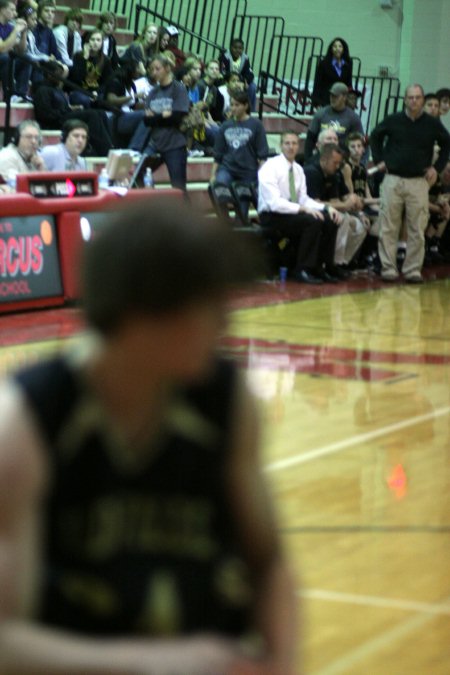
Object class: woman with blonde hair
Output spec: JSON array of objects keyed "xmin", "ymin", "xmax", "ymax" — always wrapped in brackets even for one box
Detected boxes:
[{"xmin": 124, "ymin": 22, "xmax": 159, "ymax": 69}]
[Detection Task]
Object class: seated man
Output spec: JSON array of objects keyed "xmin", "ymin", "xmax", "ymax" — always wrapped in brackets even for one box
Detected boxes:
[
  {"xmin": 302, "ymin": 126, "xmax": 339, "ymax": 164},
  {"xmin": 258, "ymin": 130, "xmax": 341, "ymax": 284},
  {"xmin": 0, "ymin": 119, "xmax": 45, "ymax": 183},
  {"xmin": 303, "ymin": 82, "xmax": 364, "ymax": 161},
  {"xmin": 40, "ymin": 118, "xmax": 88, "ymax": 170},
  {"xmin": 304, "ymin": 143, "xmax": 368, "ymax": 275}
]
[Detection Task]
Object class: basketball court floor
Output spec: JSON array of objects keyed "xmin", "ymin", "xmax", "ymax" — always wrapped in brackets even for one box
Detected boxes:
[{"xmin": 1, "ymin": 267, "xmax": 449, "ymax": 674}]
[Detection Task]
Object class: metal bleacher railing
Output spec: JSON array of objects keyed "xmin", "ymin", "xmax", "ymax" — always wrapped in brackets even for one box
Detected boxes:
[
  {"xmin": 127, "ymin": 0, "xmax": 402, "ymax": 133},
  {"xmin": 1, "ymin": 0, "xmax": 403, "ymax": 141}
]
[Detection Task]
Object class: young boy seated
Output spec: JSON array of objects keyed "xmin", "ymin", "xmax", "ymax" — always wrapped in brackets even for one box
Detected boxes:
[{"xmin": 342, "ymin": 132, "xmax": 381, "ymax": 271}]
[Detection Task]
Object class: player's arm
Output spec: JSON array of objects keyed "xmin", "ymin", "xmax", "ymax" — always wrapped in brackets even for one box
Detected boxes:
[
  {"xmin": 226, "ymin": 376, "xmax": 300, "ymax": 675},
  {"xmin": 341, "ymin": 162, "xmax": 353, "ymax": 193}
]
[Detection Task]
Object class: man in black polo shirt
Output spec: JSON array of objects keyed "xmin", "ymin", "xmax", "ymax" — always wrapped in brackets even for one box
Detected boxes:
[
  {"xmin": 304, "ymin": 143, "xmax": 367, "ymax": 276},
  {"xmin": 370, "ymin": 83, "xmax": 450, "ymax": 283}
]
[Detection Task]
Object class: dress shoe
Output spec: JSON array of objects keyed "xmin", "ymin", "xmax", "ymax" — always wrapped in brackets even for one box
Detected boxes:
[
  {"xmin": 381, "ymin": 271, "xmax": 399, "ymax": 282},
  {"xmin": 295, "ymin": 269, "xmax": 324, "ymax": 285},
  {"xmin": 320, "ymin": 269, "xmax": 339, "ymax": 283},
  {"xmin": 326, "ymin": 265, "xmax": 350, "ymax": 280},
  {"xmin": 405, "ymin": 273, "xmax": 423, "ymax": 284}
]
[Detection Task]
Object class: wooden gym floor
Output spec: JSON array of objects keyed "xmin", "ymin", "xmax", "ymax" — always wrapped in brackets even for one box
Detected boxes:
[{"xmin": 1, "ymin": 267, "xmax": 449, "ymax": 674}]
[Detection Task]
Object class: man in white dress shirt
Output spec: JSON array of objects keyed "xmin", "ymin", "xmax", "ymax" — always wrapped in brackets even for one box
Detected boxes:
[
  {"xmin": 258, "ymin": 130, "xmax": 341, "ymax": 284},
  {"xmin": 40, "ymin": 119, "xmax": 88, "ymax": 171}
]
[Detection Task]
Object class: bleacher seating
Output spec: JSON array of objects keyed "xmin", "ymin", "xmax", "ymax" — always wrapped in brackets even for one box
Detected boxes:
[{"xmin": 0, "ymin": 0, "xmax": 313, "ymax": 219}]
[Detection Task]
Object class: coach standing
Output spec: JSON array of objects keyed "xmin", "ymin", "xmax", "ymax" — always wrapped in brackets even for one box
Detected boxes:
[{"xmin": 370, "ymin": 84, "xmax": 450, "ymax": 283}]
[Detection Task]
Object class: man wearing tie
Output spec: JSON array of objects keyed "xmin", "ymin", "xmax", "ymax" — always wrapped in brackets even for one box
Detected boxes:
[{"xmin": 258, "ymin": 130, "xmax": 341, "ymax": 283}]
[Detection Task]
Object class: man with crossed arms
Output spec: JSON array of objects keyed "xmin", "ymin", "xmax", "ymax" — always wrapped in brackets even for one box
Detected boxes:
[{"xmin": 258, "ymin": 130, "xmax": 341, "ymax": 284}]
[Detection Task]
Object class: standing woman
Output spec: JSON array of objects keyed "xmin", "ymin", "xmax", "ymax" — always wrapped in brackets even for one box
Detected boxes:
[
  {"xmin": 210, "ymin": 89, "xmax": 268, "ymax": 220},
  {"xmin": 140, "ymin": 53, "xmax": 190, "ymax": 190},
  {"xmin": 311, "ymin": 37, "xmax": 353, "ymax": 108},
  {"xmin": 69, "ymin": 29, "xmax": 113, "ymax": 107}
]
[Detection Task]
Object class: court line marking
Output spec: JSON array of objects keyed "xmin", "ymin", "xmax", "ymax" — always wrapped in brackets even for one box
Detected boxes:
[
  {"xmin": 264, "ymin": 406, "xmax": 450, "ymax": 472},
  {"xmin": 299, "ymin": 588, "xmax": 450, "ymax": 616},
  {"xmin": 309, "ymin": 595, "xmax": 450, "ymax": 675}
]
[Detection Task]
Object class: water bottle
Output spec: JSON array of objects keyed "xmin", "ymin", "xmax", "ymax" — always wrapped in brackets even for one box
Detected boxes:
[
  {"xmin": 143, "ymin": 167, "xmax": 154, "ymax": 188},
  {"xmin": 98, "ymin": 168, "xmax": 109, "ymax": 189},
  {"xmin": 6, "ymin": 169, "xmax": 17, "ymax": 191}
]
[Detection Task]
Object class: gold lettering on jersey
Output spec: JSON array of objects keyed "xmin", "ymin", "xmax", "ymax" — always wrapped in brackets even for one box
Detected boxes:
[
  {"xmin": 214, "ymin": 557, "xmax": 253, "ymax": 607},
  {"xmin": 59, "ymin": 495, "xmax": 217, "ymax": 561},
  {"xmin": 137, "ymin": 572, "xmax": 182, "ymax": 635},
  {"xmin": 59, "ymin": 574, "xmax": 119, "ymax": 615}
]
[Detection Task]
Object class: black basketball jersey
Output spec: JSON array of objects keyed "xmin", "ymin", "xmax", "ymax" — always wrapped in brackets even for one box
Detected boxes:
[
  {"xmin": 349, "ymin": 161, "xmax": 367, "ymax": 199},
  {"xmin": 15, "ymin": 356, "xmax": 253, "ymax": 637}
]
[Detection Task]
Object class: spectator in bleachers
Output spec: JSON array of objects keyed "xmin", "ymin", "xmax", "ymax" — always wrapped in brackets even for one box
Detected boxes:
[
  {"xmin": 40, "ymin": 118, "xmax": 88, "ymax": 170},
  {"xmin": 0, "ymin": 0, "xmax": 27, "ymax": 99},
  {"xmin": 161, "ymin": 49, "xmax": 176, "ymax": 68},
  {"xmin": 436, "ymin": 88, "xmax": 450, "ymax": 119},
  {"xmin": 12, "ymin": 4, "xmax": 52, "ymax": 102},
  {"xmin": 424, "ymin": 93, "xmax": 440, "ymax": 118},
  {"xmin": 33, "ymin": 0, "xmax": 64, "ymax": 71},
  {"xmin": 133, "ymin": 56, "xmax": 155, "ymax": 100},
  {"xmin": 53, "ymin": 8, "xmax": 82, "ymax": 68},
  {"xmin": 0, "ymin": 119, "xmax": 45, "ymax": 181},
  {"xmin": 304, "ymin": 82, "xmax": 363, "ymax": 161},
  {"xmin": 158, "ymin": 25, "xmax": 170, "ymax": 52},
  {"xmin": 258, "ymin": 130, "xmax": 341, "ymax": 284},
  {"xmin": 97, "ymin": 12, "xmax": 120, "ymax": 71},
  {"xmin": 16, "ymin": 0, "xmax": 37, "ymax": 13},
  {"xmin": 138, "ymin": 53, "xmax": 190, "ymax": 190},
  {"xmin": 183, "ymin": 56, "xmax": 202, "ymax": 104},
  {"xmin": 311, "ymin": 37, "xmax": 353, "ymax": 109},
  {"xmin": 32, "ymin": 61, "xmax": 113, "ymax": 156},
  {"xmin": 69, "ymin": 29, "xmax": 113, "ymax": 107},
  {"xmin": 198, "ymin": 58, "xmax": 224, "ymax": 122},
  {"xmin": 304, "ymin": 143, "xmax": 368, "ymax": 276},
  {"xmin": 218, "ymin": 71, "xmax": 245, "ymax": 119},
  {"xmin": 211, "ymin": 89, "xmax": 268, "ymax": 220},
  {"xmin": 346, "ymin": 87, "xmax": 362, "ymax": 112},
  {"xmin": 123, "ymin": 22, "xmax": 159, "ymax": 70},
  {"xmin": 104, "ymin": 54, "xmax": 147, "ymax": 148},
  {"xmin": 219, "ymin": 37, "xmax": 256, "ymax": 111},
  {"xmin": 165, "ymin": 24, "xmax": 186, "ymax": 68}
]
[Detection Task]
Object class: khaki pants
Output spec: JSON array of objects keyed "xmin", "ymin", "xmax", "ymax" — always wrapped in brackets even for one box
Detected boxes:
[
  {"xmin": 378, "ymin": 175, "xmax": 429, "ymax": 277},
  {"xmin": 334, "ymin": 213, "xmax": 368, "ymax": 265}
]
